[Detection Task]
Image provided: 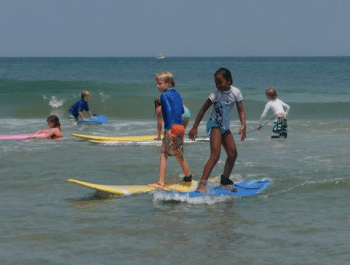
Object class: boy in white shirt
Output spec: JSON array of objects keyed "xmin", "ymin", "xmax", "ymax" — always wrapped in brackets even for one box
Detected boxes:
[{"xmin": 258, "ymin": 87, "xmax": 290, "ymax": 138}]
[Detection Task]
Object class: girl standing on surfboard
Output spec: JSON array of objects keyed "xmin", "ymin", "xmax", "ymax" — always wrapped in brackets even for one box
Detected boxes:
[
  {"xmin": 188, "ymin": 68, "xmax": 246, "ymax": 193},
  {"xmin": 148, "ymin": 72, "xmax": 192, "ymax": 189},
  {"xmin": 29, "ymin": 115, "xmax": 63, "ymax": 140}
]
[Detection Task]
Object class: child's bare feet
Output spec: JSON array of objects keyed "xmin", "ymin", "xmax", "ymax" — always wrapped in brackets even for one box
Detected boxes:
[
  {"xmin": 222, "ymin": 185, "xmax": 238, "ymax": 192},
  {"xmin": 196, "ymin": 187, "xmax": 209, "ymax": 194},
  {"xmin": 196, "ymin": 181, "xmax": 209, "ymax": 194},
  {"xmin": 148, "ymin": 182, "xmax": 165, "ymax": 189}
]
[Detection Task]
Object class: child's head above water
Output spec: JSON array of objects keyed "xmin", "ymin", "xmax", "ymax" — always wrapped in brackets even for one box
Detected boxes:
[
  {"xmin": 81, "ymin": 90, "xmax": 91, "ymax": 101},
  {"xmin": 214, "ymin": 68, "xmax": 233, "ymax": 85},
  {"xmin": 155, "ymin": 72, "xmax": 175, "ymax": 88},
  {"xmin": 47, "ymin": 115, "xmax": 60, "ymax": 128},
  {"xmin": 265, "ymin": 87, "xmax": 277, "ymax": 100},
  {"xmin": 214, "ymin": 68, "xmax": 233, "ymax": 91}
]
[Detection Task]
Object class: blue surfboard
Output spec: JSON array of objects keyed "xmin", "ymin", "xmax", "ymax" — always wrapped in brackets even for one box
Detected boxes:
[
  {"xmin": 163, "ymin": 179, "xmax": 271, "ymax": 199},
  {"xmin": 77, "ymin": 115, "xmax": 108, "ymax": 125}
]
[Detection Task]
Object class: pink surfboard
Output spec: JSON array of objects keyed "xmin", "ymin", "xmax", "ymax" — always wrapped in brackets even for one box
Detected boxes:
[{"xmin": 0, "ymin": 133, "xmax": 46, "ymax": 140}]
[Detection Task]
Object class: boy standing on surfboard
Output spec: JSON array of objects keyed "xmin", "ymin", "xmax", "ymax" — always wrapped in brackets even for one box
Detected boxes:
[
  {"xmin": 69, "ymin": 91, "xmax": 93, "ymax": 121},
  {"xmin": 148, "ymin": 72, "xmax": 192, "ymax": 189},
  {"xmin": 154, "ymin": 97, "xmax": 191, "ymax": 141}
]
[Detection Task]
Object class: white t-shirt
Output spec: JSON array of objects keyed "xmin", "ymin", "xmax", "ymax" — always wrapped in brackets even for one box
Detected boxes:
[
  {"xmin": 259, "ymin": 98, "xmax": 290, "ymax": 125},
  {"xmin": 208, "ymin": 86, "xmax": 243, "ymax": 130}
]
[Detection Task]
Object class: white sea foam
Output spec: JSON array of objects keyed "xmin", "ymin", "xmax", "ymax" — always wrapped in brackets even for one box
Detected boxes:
[
  {"xmin": 99, "ymin": 92, "xmax": 111, "ymax": 102},
  {"xmin": 49, "ymin": 96, "xmax": 65, "ymax": 108},
  {"xmin": 153, "ymin": 190, "xmax": 234, "ymax": 205}
]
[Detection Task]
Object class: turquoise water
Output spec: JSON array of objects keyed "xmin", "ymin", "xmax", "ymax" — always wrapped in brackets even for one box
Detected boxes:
[{"xmin": 1, "ymin": 57, "xmax": 350, "ymax": 264}]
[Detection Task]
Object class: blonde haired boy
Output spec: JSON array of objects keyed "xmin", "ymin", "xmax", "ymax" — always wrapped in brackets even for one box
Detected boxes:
[{"xmin": 69, "ymin": 90, "xmax": 93, "ymax": 120}]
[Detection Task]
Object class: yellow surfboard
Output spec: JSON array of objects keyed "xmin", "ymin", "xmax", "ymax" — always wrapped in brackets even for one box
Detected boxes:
[
  {"xmin": 72, "ymin": 134, "xmax": 209, "ymax": 145},
  {"xmin": 67, "ymin": 179, "xmax": 198, "ymax": 196},
  {"xmin": 72, "ymin": 133, "xmax": 161, "ymax": 142}
]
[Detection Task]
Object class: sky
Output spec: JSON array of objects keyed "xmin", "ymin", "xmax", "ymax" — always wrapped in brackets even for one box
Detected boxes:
[{"xmin": 1, "ymin": 0, "xmax": 349, "ymax": 57}]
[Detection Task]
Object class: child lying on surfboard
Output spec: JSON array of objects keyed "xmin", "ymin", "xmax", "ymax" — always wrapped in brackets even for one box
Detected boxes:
[
  {"xmin": 148, "ymin": 72, "xmax": 192, "ymax": 189},
  {"xmin": 28, "ymin": 115, "xmax": 63, "ymax": 140}
]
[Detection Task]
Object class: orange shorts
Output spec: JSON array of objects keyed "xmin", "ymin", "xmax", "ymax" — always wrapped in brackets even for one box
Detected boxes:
[{"xmin": 171, "ymin": 124, "xmax": 185, "ymax": 137}]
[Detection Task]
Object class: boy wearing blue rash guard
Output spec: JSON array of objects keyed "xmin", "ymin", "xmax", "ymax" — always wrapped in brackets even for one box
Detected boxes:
[
  {"xmin": 154, "ymin": 97, "xmax": 191, "ymax": 141},
  {"xmin": 69, "ymin": 91, "xmax": 93, "ymax": 121},
  {"xmin": 148, "ymin": 72, "xmax": 192, "ymax": 189}
]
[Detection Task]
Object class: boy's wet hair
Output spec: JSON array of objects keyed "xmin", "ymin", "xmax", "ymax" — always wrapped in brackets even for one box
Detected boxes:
[
  {"xmin": 214, "ymin": 68, "xmax": 233, "ymax": 85},
  {"xmin": 155, "ymin": 72, "xmax": 175, "ymax": 87},
  {"xmin": 47, "ymin": 115, "xmax": 61, "ymax": 128},
  {"xmin": 81, "ymin": 90, "xmax": 91, "ymax": 99},
  {"xmin": 265, "ymin": 87, "xmax": 277, "ymax": 99}
]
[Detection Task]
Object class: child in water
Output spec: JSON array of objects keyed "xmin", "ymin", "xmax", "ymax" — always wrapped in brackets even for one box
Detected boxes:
[
  {"xmin": 154, "ymin": 97, "xmax": 191, "ymax": 140},
  {"xmin": 69, "ymin": 91, "xmax": 93, "ymax": 121},
  {"xmin": 30, "ymin": 115, "xmax": 63, "ymax": 139},
  {"xmin": 257, "ymin": 87, "xmax": 290, "ymax": 138},
  {"xmin": 188, "ymin": 68, "xmax": 246, "ymax": 193},
  {"xmin": 148, "ymin": 72, "xmax": 192, "ymax": 189}
]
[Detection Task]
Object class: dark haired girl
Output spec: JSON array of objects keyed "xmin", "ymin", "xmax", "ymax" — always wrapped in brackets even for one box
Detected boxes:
[{"xmin": 30, "ymin": 115, "xmax": 63, "ymax": 140}]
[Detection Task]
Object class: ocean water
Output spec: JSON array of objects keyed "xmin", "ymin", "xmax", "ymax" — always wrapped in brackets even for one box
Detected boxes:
[{"xmin": 0, "ymin": 57, "xmax": 349, "ymax": 264}]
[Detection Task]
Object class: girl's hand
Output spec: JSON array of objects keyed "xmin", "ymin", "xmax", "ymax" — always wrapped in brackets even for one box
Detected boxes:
[
  {"xmin": 188, "ymin": 127, "xmax": 197, "ymax": 141},
  {"xmin": 257, "ymin": 125, "xmax": 262, "ymax": 131},
  {"xmin": 239, "ymin": 125, "xmax": 246, "ymax": 141},
  {"xmin": 35, "ymin": 130, "xmax": 49, "ymax": 134}
]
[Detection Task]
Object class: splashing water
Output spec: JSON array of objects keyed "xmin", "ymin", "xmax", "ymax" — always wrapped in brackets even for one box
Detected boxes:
[{"xmin": 49, "ymin": 96, "xmax": 65, "ymax": 108}]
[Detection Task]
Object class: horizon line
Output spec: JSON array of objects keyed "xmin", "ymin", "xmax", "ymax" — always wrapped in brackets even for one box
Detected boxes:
[{"xmin": 0, "ymin": 55, "xmax": 349, "ymax": 58}]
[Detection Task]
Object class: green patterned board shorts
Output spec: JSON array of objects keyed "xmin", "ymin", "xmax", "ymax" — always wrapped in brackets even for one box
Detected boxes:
[{"xmin": 271, "ymin": 117, "xmax": 287, "ymax": 139}]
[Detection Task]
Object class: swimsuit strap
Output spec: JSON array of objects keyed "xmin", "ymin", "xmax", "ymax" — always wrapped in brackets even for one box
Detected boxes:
[{"xmin": 52, "ymin": 126, "xmax": 63, "ymax": 139}]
